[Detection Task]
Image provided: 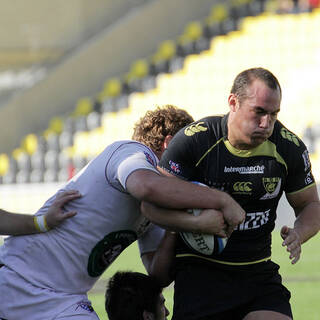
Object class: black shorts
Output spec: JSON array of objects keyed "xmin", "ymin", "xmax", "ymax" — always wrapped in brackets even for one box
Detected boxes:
[{"xmin": 172, "ymin": 258, "xmax": 292, "ymax": 320}]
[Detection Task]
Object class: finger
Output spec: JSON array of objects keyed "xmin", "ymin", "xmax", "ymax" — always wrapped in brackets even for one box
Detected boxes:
[
  {"xmin": 61, "ymin": 211, "xmax": 78, "ymax": 220},
  {"xmin": 216, "ymin": 230, "xmax": 227, "ymax": 238},
  {"xmin": 286, "ymin": 239, "xmax": 300, "ymax": 253},
  {"xmin": 280, "ymin": 225, "xmax": 289, "ymax": 240},
  {"xmin": 290, "ymin": 251, "xmax": 301, "ymax": 264},
  {"xmin": 54, "ymin": 192, "xmax": 81, "ymax": 206},
  {"xmin": 55, "ymin": 190, "xmax": 79, "ymax": 199},
  {"xmin": 289, "ymin": 248, "xmax": 301, "ymax": 261},
  {"xmin": 282, "ymin": 232, "xmax": 295, "ymax": 246},
  {"xmin": 225, "ymin": 225, "xmax": 234, "ymax": 238}
]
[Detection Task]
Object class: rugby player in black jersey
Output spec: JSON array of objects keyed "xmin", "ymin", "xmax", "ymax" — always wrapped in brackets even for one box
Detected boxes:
[{"xmin": 143, "ymin": 68, "xmax": 320, "ymax": 320}]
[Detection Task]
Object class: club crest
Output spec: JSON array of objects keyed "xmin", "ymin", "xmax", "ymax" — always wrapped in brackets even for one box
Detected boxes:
[{"xmin": 260, "ymin": 177, "xmax": 281, "ymax": 200}]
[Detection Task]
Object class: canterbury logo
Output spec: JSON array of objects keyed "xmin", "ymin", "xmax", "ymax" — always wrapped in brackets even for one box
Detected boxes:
[
  {"xmin": 184, "ymin": 122, "xmax": 207, "ymax": 136},
  {"xmin": 280, "ymin": 128, "xmax": 300, "ymax": 146},
  {"xmin": 233, "ymin": 181, "xmax": 252, "ymax": 192}
]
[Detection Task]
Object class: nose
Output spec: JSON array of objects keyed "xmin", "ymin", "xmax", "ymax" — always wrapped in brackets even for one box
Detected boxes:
[{"xmin": 260, "ymin": 114, "xmax": 271, "ymax": 129}]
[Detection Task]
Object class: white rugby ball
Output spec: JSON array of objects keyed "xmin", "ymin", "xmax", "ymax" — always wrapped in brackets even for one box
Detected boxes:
[{"xmin": 180, "ymin": 208, "xmax": 228, "ymax": 256}]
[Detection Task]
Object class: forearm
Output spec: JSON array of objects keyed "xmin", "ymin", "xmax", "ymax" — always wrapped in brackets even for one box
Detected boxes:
[
  {"xmin": 141, "ymin": 201, "xmax": 228, "ymax": 236},
  {"xmin": 141, "ymin": 202, "xmax": 199, "ymax": 232},
  {"xmin": 0, "ymin": 210, "xmax": 38, "ymax": 235},
  {"xmin": 149, "ymin": 231, "xmax": 176, "ymax": 287},
  {"xmin": 294, "ymin": 201, "xmax": 320, "ymax": 244},
  {"xmin": 129, "ymin": 171, "xmax": 228, "ymax": 210}
]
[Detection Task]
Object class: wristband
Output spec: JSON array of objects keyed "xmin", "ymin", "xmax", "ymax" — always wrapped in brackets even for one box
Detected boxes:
[{"xmin": 34, "ymin": 215, "xmax": 50, "ymax": 232}]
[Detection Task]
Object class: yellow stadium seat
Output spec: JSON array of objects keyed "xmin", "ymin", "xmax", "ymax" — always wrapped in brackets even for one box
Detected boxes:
[
  {"xmin": 74, "ymin": 98, "xmax": 93, "ymax": 117},
  {"xmin": 130, "ymin": 59, "xmax": 149, "ymax": 79},
  {"xmin": 183, "ymin": 21, "xmax": 203, "ymax": 42},
  {"xmin": 22, "ymin": 134, "xmax": 38, "ymax": 155},
  {"xmin": 207, "ymin": 4, "xmax": 229, "ymax": 24},
  {"xmin": 0, "ymin": 153, "xmax": 9, "ymax": 176}
]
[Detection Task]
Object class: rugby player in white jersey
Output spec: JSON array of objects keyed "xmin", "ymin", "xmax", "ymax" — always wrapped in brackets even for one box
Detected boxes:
[{"xmin": 0, "ymin": 105, "xmax": 245, "ymax": 320}]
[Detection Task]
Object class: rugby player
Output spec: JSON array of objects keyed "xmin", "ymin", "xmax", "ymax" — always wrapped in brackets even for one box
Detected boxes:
[
  {"xmin": 151, "ymin": 68, "xmax": 320, "ymax": 320},
  {"xmin": 105, "ymin": 271, "xmax": 169, "ymax": 320},
  {"xmin": 0, "ymin": 105, "xmax": 244, "ymax": 320}
]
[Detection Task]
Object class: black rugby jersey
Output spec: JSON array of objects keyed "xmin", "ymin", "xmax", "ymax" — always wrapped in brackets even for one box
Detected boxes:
[{"xmin": 159, "ymin": 114, "xmax": 315, "ymax": 264}]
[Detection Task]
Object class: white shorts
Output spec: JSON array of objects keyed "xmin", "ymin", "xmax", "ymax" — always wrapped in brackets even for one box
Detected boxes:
[{"xmin": 0, "ymin": 266, "xmax": 99, "ymax": 320}]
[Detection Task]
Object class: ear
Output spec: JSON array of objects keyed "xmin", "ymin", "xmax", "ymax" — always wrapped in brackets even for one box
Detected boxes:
[
  {"xmin": 162, "ymin": 135, "xmax": 173, "ymax": 150},
  {"xmin": 228, "ymin": 93, "xmax": 238, "ymax": 112},
  {"xmin": 143, "ymin": 310, "xmax": 155, "ymax": 320}
]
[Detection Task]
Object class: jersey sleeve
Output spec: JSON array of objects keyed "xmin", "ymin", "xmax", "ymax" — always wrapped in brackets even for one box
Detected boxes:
[
  {"xmin": 106, "ymin": 142, "xmax": 159, "ymax": 191},
  {"xmin": 138, "ymin": 223, "xmax": 165, "ymax": 255},
  {"xmin": 282, "ymin": 132, "xmax": 315, "ymax": 194},
  {"xmin": 159, "ymin": 121, "xmax": 207, "ymax": 180}
]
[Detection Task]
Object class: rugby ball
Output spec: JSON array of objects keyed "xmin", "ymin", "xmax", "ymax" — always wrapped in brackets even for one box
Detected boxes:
[{"xmin": 180, "ymin": 208, "xmax": 228, "ymax": 256}]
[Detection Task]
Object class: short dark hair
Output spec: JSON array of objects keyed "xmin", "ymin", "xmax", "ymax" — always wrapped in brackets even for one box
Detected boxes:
[
  {"xmin": 105, "ymin": 271, "xmax": 162, "ymax": 320},
  {"xmin": 230, "ymin": 67, "xmax": 282, "ymax": 103}
]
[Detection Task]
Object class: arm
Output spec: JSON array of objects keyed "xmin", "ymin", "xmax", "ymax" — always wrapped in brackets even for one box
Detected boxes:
[
  {"xmin": 126, "ymin": 169, "xmax": 244, "ymax": 235},
  {"xmin": 141, "ymin": 231, "xmax": 177, "ymax": 287},
  {"xmin": 283, "ymin": 185, "xmax": 320, "ymax": 264},
  {"xmin": 141, "ymin": 201, "xmax": 227, "ymax": 237},
  {"xmin": 0, "ymin": 190, "xmax": 81, "ymax": 235}
]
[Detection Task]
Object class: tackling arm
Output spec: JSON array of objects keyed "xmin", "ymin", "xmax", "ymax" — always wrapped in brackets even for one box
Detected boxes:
[
  {"xmin": 0, "ymin": 190, "xmax": 81, "ymax": 235},
  {"xmin": 126, "ymin": 169, "xmax": 245, "ymax": 235}
]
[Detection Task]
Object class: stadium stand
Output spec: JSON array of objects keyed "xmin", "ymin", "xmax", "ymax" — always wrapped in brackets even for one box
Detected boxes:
[{"xmin": 0, "ymin": 0, "xmax": 320, "ymax": 190}]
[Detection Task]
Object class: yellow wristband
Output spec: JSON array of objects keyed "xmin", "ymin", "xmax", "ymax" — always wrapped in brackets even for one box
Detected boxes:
[{"xmin": 34, "ymin": 215, "xmax": 50, "ymax": 232}]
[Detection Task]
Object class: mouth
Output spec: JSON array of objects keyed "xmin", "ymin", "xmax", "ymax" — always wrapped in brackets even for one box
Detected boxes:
[{"xmin": 253, "ymin": 131, "xmax": 270, "ymax": 137}]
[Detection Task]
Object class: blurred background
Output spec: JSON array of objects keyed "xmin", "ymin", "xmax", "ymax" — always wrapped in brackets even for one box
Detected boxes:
[{"xmin": 0, "ymin": 0, "xmax": 319, "ymax": 318}]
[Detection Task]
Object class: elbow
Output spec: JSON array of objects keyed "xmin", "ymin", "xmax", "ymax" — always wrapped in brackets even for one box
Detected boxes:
[{"xmin": 134, "ymin": 179, "xmax": 159, "ymax": 202}]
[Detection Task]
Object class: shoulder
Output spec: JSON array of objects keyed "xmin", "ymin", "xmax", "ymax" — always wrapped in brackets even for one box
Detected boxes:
[
  {"xmin": 271, "ymin": 120, "xmax": 311, "ymax": 172},
  {"xmin": 182, "ymin": 115, "xmax": 225, "ymax": 140},
  {"xmin": 271, "ymin": 121, "xmax": 306, "ymax": 151}
]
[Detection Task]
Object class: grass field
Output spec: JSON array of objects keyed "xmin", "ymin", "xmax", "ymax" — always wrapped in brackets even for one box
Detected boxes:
[{"xmin": 88, "ymin": 231, "xmax": 320, "ymax": 320}]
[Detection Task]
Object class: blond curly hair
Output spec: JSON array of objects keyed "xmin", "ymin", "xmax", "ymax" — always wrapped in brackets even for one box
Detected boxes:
[{"xmin": 132, "ymin": 105, "xmax": 194, "ymax": 153}]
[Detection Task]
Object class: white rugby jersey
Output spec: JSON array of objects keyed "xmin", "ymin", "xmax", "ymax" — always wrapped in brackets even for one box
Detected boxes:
[{"xmin": 0, "ymin": 141, "xmax": 165, "ymax": 294}]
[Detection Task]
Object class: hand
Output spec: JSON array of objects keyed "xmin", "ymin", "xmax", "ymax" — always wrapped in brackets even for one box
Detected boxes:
[
  {"xmin": 45, "ymin": 190, "xmax": 81, "ymax": 229},
  {"xmin": 198, "ymin": 209, "xmax": 228, "ymax": 238},
  {"xmin": 221, "ymin": 195, "xmax": 246, "ymax": 236},
  {"xmin": 280, "ymin": 225, "xmax": 302, "ymax": 264}
]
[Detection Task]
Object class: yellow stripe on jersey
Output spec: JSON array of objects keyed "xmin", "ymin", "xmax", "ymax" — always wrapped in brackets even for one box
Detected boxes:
[
  {"xmin": 224, "ymin": 140, "xmax": 288, "ymax": 172},
  {"xmin": 176, "ymin": 253, "xmax": 271, "ymax": 266},
  {"xmin": 286, "ymin": 181, "xmax": 316, "ymax": 195},
  {"xmin": 196, "ymin": 137, "xmax": 224, "ymax": 167}
]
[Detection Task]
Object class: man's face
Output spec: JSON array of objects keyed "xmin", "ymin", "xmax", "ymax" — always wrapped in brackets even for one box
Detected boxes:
[
  {"xmin": 154, "ymin": 293, "xmax": 169, "ymax": 320},
  {"xmin": 228, "ymin": 79, "xmax": 281, "ymax": 149}
]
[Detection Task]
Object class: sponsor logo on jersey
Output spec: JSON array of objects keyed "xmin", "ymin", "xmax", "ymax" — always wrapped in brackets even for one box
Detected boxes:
[
  {"xmin": 235, "ymin": 209, "xmax": 270, "ymax": 231},
  {"xmin": 302, "ymin": 150, "xmax": 311, "ymax": 172},
  {"xmin": 76, "ymin": 301, "xmax": 94, "ymax": 313},
  {"xmin": 169, "ymin": 160, "xmax": 181, "ymax": 174},
  {"xmin": 305, "ymin": 171, "xmax": 313, "ymax": 185},
  {"xmin": 184, "ymin": 122, "xmax": 207, "ymax": 136},
  {"xmin": 88, "ymin": 231, "xmax": 137, "ymax": 277},
  {"xmin": 224, "ymin": 165, "xmax": 265, "ymax": 174},
  {"xmin": 233, "ymin": 181, "xmax": 252, "ymax": 195},
  {"xmin": 260, "ymin": 177, "xmax": 281, "ymax": 200},
  {"xmin": 144, "ymin": 151, "xmax": 155, "ymax": 167},
  {"xmin": 280, "ymin": 128, "xmax": 300, "ymax": 146}
]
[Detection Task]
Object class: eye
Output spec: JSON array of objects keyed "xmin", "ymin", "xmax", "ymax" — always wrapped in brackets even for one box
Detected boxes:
[{"xmin": 255, "ymin": 109, "xmax": 265, "ymax": 115}]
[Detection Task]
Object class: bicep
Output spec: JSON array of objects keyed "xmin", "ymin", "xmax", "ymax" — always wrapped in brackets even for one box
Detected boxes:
[
  {"xmin": 125, "ymin": 169, "xmax": 161, "ymax": 200},
  {"xmin": 286, "ymin": 184, "xmax": 319, "ymax": 216}
]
